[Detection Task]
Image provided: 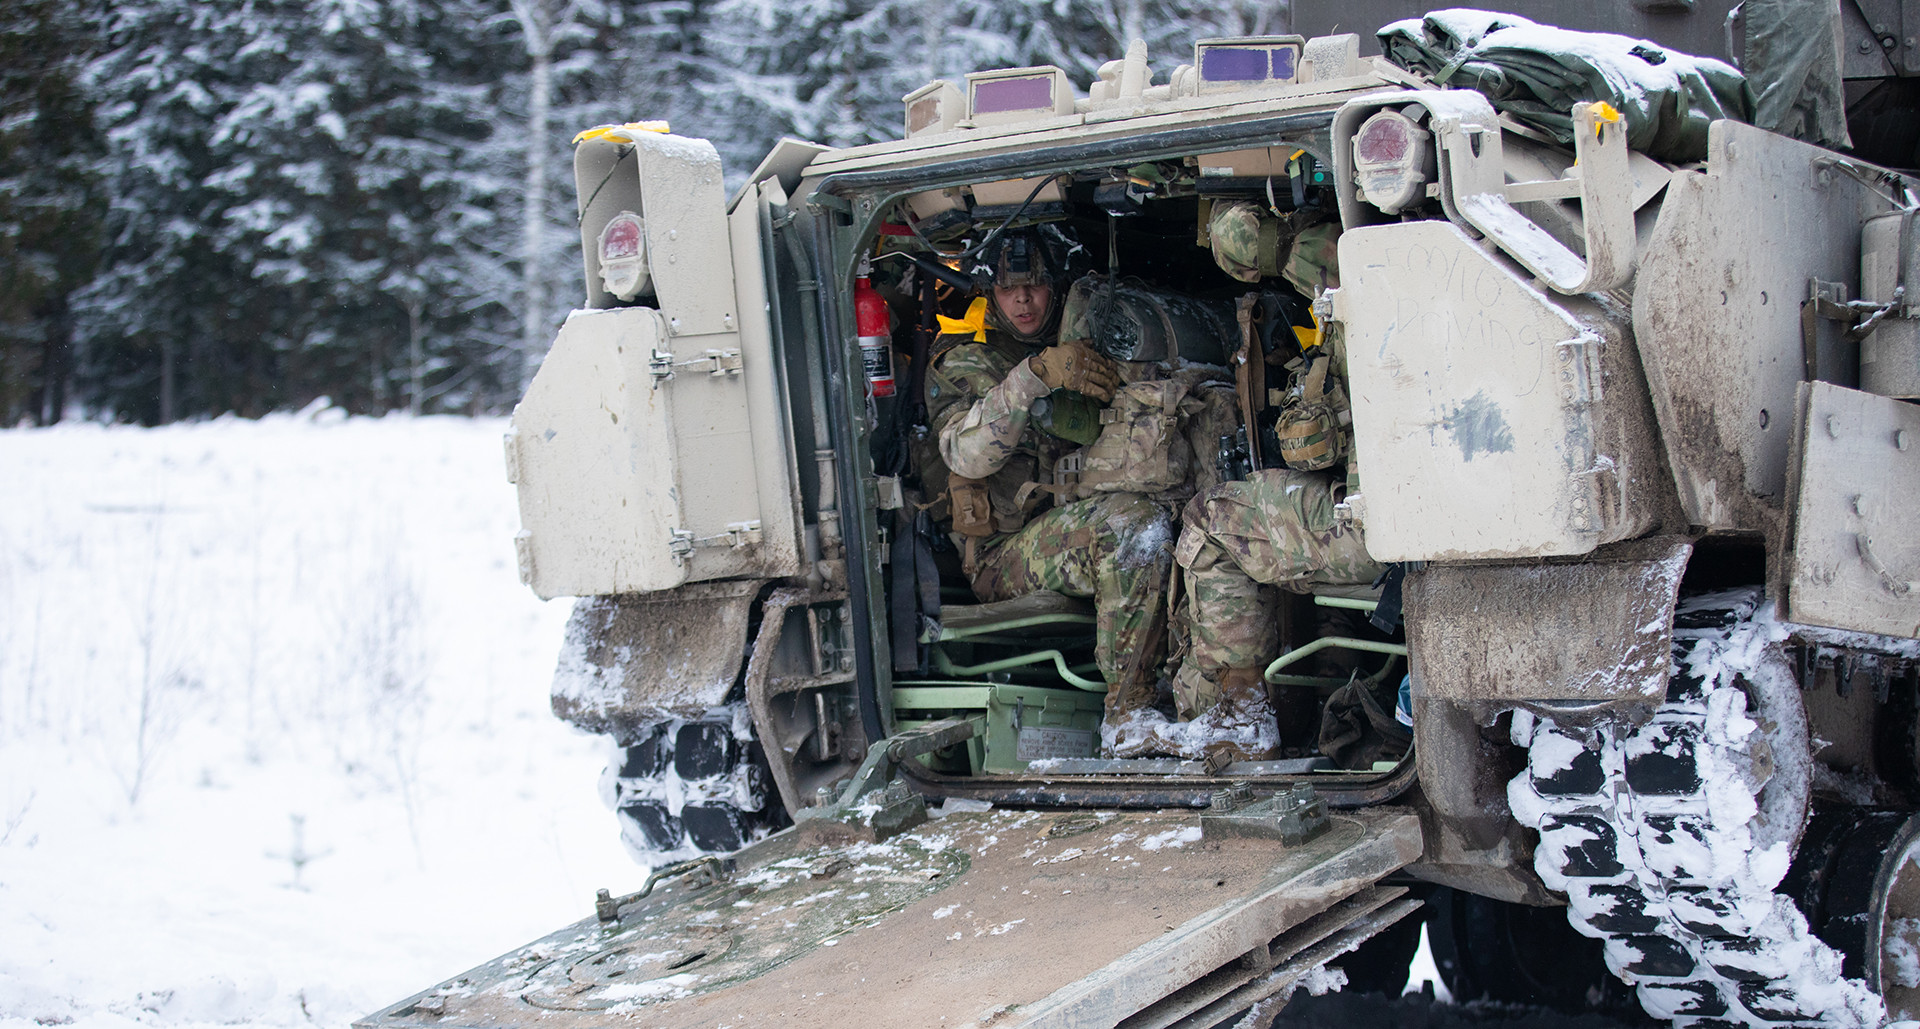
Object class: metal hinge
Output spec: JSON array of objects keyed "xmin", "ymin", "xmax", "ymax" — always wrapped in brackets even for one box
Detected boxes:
[
  {"xmin": 1201, "ymin": 782, "xmax": 1330, "ymax": 845},
  {"xmin": 649, "ymin": 348, "xmax": 744, "ymax": 387},
  {"xmin": 512, "ymin": 530, "xmax": 535, "ymax": 586},
  {"xmin": 668, "ymin": 521, "xmax": 763, "ymax": 563},
  {"xmin": 1311, "ymin": 290, "xmax": 1336, "ymax": 325},
  {"xmin": 808, "ymin": 192, "xmax": 854, "ymax": 216},
  {"xmin": 1556, "ymin": 333, "xmax": 1603, "ymax": 404},
  {"xmin": 668, "ymin": 528, "xmax": 696, "ymax": 560}
]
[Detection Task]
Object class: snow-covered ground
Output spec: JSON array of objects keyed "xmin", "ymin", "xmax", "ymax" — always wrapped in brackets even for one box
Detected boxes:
[
  {"xmin": 0, "ymin": 411, "xmax": 1495, "ymax": 1029},
  {"xmin": 0, "ymin": 410, "xmax": 635, "ymax": 1029}
]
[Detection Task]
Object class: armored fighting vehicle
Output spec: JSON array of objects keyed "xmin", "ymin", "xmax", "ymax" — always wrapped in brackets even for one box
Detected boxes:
[{"xmin": 361, "ymin": 3, "xmax": 1920, "ymax": 1026}]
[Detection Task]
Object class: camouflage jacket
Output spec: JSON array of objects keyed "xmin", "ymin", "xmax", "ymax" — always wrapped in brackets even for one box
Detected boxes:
[{"xmin": 925, "ymin": 329, "xmax": 1076, "ymax": 537}]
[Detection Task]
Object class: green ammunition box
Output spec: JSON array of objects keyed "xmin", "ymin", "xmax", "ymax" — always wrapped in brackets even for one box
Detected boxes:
[{"xmin": 893, "ymin": 683, "xmax": 1105, "ymax": 774}]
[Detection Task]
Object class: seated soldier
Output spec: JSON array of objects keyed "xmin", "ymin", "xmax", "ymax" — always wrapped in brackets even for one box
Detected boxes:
[
  {"xmin": 1160, "ymin": 469, "xmax": 1382, "ymax": 762},
  {"xmin": 1113, "ymin": 204, "xmax": 1380, "ymax": 764},
  {"xmin": 923, "ymin": 227, "xmax": 1175, "ymax": 755}
]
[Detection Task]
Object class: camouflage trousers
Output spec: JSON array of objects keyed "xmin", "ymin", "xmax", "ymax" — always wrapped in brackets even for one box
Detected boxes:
[
  {"xmin": 1171, "ymin": 469, "xmax": 1382, "ymax": 716},
  {"xmin": 970, "ymin": 492, "xmax": 1174, "ymax": 686}
]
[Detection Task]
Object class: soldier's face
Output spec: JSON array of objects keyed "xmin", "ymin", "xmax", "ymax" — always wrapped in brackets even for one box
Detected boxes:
[{"xmin": 992, "ymin": 282, "xmax": 1052, "ymax": 336}]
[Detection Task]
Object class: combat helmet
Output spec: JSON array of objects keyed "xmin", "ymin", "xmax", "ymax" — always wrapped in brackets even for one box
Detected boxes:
[
  {"xmin": 974, "ymin": 226, "xmax": 1079, "ymax": 343},
  {"xmin": 980, "ymin": 228, "xmax": 1057, "ymax": 289}
]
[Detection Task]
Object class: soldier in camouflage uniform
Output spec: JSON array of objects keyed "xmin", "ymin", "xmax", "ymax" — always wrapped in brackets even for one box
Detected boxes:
[
  {"xmin": 924, "ymin": 228, "xmax": 1175, "ymax": 752},
  {"xmin": 1207, "ymin": 199, "xmax": 1342, "ymax": 298},
  {"xmin": 1113, "ymin": 204, "xmax": 1378, "ymax": 763},
  {"xmin": 1165, "ymin": 469, "xmax": 1382, "ymax": 760}
]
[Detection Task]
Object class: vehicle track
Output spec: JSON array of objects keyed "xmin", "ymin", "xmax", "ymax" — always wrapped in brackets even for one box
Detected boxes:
[{"xmin": 1509, "ymin": 589, "xmax": 1885, "ymax": 1028}]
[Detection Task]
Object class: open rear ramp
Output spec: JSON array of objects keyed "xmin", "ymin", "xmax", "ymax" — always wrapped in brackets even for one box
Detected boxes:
[{"xmin": 356, "ymin": 807, "xmax": 1422, "ymax": 1029}]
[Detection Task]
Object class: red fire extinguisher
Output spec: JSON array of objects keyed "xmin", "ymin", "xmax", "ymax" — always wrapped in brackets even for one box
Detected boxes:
[{"xmin": 855, "ymin": 257, "xmax": 895, "ymax": 398}]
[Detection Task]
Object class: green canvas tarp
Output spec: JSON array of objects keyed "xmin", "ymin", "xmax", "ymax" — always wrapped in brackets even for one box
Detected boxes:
[
  {"xmin": 1742, "ymin": 0, "xmax": 1851, "ymax": 149},
  {"xmin": 1379, "ymin": 9, "xmax": 1753, "ymax": 163}
]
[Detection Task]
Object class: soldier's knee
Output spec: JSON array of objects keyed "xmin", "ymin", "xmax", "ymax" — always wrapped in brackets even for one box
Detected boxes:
[
  {"xmin": 1172, "ymin": 521, "xmax": 1226, "ymax": 576},
  {"xmin": 1098, "ymin": 492, "xmax": 1165, "ymax": 526},
  {"xmin": 1097, "ymin": 494, "xmax": 1173, "ymax": 572},
  {"xmin": 1176, "ymin": 480, "xmax": 1251, "ymax": 567}
]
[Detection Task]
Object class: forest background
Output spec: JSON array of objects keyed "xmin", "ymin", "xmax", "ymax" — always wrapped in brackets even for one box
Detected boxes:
[{"xmin": 0, "ymin": 0, "xmax": 1286, "ymax": 427}]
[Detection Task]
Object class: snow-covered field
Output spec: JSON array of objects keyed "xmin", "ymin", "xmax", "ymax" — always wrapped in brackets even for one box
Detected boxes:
[
  {"xmin": 0, "ymin": 410, "xmax": 1575, "ymax": 1029},
  {"xmin": 0, "ymin": 410, "xmax": 635, "ymax": 1029}
]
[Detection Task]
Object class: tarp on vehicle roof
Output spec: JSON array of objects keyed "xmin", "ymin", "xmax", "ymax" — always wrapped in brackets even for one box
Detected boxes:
[
  {"xmin": 1742, "ymin": 0, "xmax": 1850, "ymax": 149},
  {"xmin": 1378, "ymin": 7, "xmax": 1752, "ymax": 163}
]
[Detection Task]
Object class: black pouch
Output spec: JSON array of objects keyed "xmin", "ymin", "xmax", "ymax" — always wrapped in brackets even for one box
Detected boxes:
[{"xmin": 1317, "ymin": 676, "xmax": 1412, "ymax": 770}]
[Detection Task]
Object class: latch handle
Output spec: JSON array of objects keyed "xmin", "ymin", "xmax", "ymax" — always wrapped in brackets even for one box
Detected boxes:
[
  {"xmin": 1450, "ymin": 102, "xmax": 1635, "ymax": 294},
  {"xmin": 594, "ymin": 856, "xmax": 727, "ymax": 923},
  {"xmin": 1858, "ymin": 533, "xmax": 1918, "ymax": 596},
  {"xmin": 649, "ymin": 348, "xmax": 744, "ymax": 388}
]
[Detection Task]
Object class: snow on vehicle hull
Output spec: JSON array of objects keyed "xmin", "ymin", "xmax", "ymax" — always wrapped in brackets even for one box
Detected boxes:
[
  {"xmin": 453, "ymin": 4, "xmax": 1920, "ymax": 1027},
  {"xmin": 354, "ymin": 808, "xmax": 1422, "ymax": 1029}
]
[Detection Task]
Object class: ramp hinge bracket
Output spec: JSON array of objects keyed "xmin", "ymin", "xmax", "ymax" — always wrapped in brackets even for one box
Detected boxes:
[
  {"xmin": 650, "ymin": 348, "xmax": 743, "ymax": 387},
  {"xmin": 671, "ymin": 522, "xmax": 763, "ymax": 561},
  {"xmin": 1556, "ymin": 334, "xmax": 1603, "ymax": 404},
  {"xmin": 668, "ymin": 528, "xmax": 696, "ymax": 562}
]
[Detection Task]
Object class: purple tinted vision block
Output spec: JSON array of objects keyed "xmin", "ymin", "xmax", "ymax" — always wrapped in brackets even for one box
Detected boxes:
[
  {"xmin": 1271, "ymin": 47, "xmax": 1297, "ymax": 80},
  {"xmin": 973, "ymin": 76, "xmax": 1054, "ymax": 114},
  {"xmin": 1201, "ymin": 47, "xmax": 1270, "ymax": 82}
]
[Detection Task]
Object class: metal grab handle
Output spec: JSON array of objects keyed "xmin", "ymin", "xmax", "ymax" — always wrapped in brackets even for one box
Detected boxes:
[
  {"xmin": 931, "ymin": 646, "xmax": 1105, "ymax": 691},
  {"xmin": 1264, "ymin": 636, "xmax": 1409, "ymax": 684},
  {"xmin": 1449, "ymin": 102, "xmax": 1636, "ymax": 295},
  {"xmin": 1858, "ymin": 533, "xmax": 1918, "ymax": 597},
  {"xmin": 594, "ymin": 856, "xmax": 726, "ymax": 923}
]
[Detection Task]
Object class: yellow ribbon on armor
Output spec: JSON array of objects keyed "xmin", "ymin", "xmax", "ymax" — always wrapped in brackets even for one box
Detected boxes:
[
  {"xmin": 572, "ymin": 121, "xmax": 672, "ymax": 145},
  {"xmin": 936, "ymin": 296, "xmax": 990, "ymax": 342}
]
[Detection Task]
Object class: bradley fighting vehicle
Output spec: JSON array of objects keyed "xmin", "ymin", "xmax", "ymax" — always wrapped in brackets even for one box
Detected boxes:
[{"xmin": 362, "ymin": 2, "xmax": 1920, "ymax": 1026}]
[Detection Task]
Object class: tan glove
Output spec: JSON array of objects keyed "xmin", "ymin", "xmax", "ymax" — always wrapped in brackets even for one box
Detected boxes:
[{"xmin": 1028, "ymin": 341, "xmax": 1119, "ymax": 403}]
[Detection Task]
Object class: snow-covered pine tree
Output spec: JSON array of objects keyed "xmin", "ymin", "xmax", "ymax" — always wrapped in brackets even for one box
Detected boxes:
[
  {"xmin": 75, "ymin": 0, "xmax": 250, "ymax": 423},
  {"xmin": 699, "ymin": 0, "xmax": 930, "ymax": 175},
  {"xmin": 206, "ymin": 0, "xmax": 521, "ymax": 415},
  {"xmin": 78, "ymin": 0, "xmax": 521, "ymax": 420},
  {"xmin": 0, "ymin": 0, "xmax": 106, "ymax": 426}
]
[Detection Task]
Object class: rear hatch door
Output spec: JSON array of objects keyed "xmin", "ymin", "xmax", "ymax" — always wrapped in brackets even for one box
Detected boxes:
[{"xmin": 356, "ymin": 806, "xmax": 1421, "ymax": 1029}]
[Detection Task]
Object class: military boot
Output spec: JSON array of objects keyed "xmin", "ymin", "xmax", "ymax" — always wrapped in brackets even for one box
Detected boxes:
[
  {"xmin": 1100, "ymin": 679, "xmax": 1174, "ymax": 759},
  {"xmin": 1188, "ymin": 666, "xmax": 1283, "ymax": 765}
]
